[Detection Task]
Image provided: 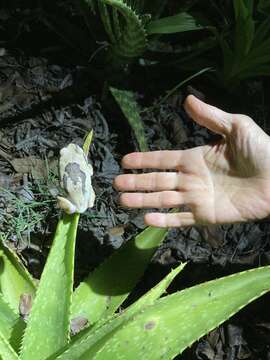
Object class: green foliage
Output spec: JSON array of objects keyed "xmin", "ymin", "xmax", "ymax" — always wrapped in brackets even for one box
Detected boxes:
[
  {"xmin": 52, "ymin": 263, "xmax": 186, "ymax": 359},
  {"xmin": 82, "ymin": 0, "xmax": 206, "ymax": 62},
  {"xmin": 1, "ymin": 132, "xmax": 270, "ymax": 359},
  {"xmin": 0, "ymin": 242, "xmax": 36, "ymax": 313},
  {"xmin": 220, "ymin": 0, "xmax": 270, "ymax": 85},
  {"xmin": 0, "ymin": 185, "xmax": 55, "ymax": 249},
  {"xmin": 0, "ymin": 293, "xmax": 24, "ymax": 352},
  {"xmin": 258, "ymin": 0, "xmax": 270, "ymax": 13},
  {"xmin": 147, "ymin": 12, "xmax": 205, "ymax": 34},
  {"xmin": 110, "ymin": 87, "xmax": 148, "ymax": 151},
  {"xmin": 2, "ymin": 3, "xmax": 270, "ymax": 358},
  {"xmin": 0, "ymin": 330, "xmax": 20, "ymax": 360},
  {"xmin": 71, "ymin": 225, "xmax": 168, "ymax": 324},
  {"xmin": 97, "ymin": 0, "xmax": 147, "ymax": 60},
  {"xmin": 20, "ymin": 131, "xmax": 94, "ymax": 360},
  {"xmin": 20, "ymin": 214, "xmax": 79, "ymax": 360},
  {"xmin": 1, "ymin": 186, "xmax": 270, "ymax": 359},
  {"xmin": 57, "ymin": 266, "xmax": 270, "ymax": 360}
]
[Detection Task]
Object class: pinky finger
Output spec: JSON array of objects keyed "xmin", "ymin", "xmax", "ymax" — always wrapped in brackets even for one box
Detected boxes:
[{"xmin": 144, "ymin": 212, "xmax": 196, "ymax": 228}]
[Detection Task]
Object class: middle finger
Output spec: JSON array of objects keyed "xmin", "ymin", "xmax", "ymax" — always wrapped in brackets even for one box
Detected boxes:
[{"xmin": 114, "ymin": 172, "xmax": 185, "ymax": 192}]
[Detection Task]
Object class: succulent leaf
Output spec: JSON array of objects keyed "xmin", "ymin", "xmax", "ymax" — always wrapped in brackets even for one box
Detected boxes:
[
  {"xmin": 59, "ymin": 265, "xmax": 270, "ymax": 359},
  {"xmin": 0, "ymin": 243, "xmax": 36, "ymax": 313},
  {"xmin": 54, "ymin": 263, "xmax": 186, "ymax": 359},
  {"xmin": 99, "ymin": 0, "xmax": 147, "ymax": 58},
  {"xmin": 20, "ymin": 132, "xmax": 94, "ymax": 360},
  {"xmin": 147, "ymin": 12, "xmax": 205, "ymax": 34},
  {"xmin": 0, "ymin": 329, "xmax": 20, "ymax": 360},
  {"xmin": 71, "ymin": 226, "xmax": 168, "ymax": 325},
  {"xmin": 0, "ymin": 293, "xmax": 24, "ymax": 353},
  {"xmin": 110, "ymin": 87, "xmax": 148, "ymax": 151},
  {"xmin": 20, "ymin": 214, "xmax": 79, "ymax": 360}
]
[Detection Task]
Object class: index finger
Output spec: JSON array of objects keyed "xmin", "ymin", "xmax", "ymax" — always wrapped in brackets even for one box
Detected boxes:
[{"xmin": 122, "ymin": 150, "xmax": 184, "ymax": 170}]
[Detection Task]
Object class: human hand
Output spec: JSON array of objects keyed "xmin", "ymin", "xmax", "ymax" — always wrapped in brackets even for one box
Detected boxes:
[{"xmin": 114, "ymin": 95, "xmax": 270, "ymax": 227}]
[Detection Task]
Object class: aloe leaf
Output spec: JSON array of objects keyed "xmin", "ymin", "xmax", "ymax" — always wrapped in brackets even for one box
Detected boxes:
[
  {"xmin": 65, "ymin": 265, "xmax": 270, "ymax": 359},
  {"xmin": 112, "ymin": 7, "xmax": 122, "ymax": 41},
  {"xmin": 83, "ymin": 130, "xmax": 94, "ymax": 154},
  {"xmin": 110, "ymin": 87, "xmax": 148, "ymax": 151},
  {"xmin": 98, "ymin": 2, "xmax": 116, "ymax": 43},
  {"xmin": 126, "ymin": 0, "xmax": 145, "ymax": 14},
  {"xmin": 92, "ymin": 262, "xmax": 186, "ymax": 331},
  {"xmin": 0, "ymin": 293, "xmax": 25, "ymax": 352},
  {"xmin": 53, "ymin": 263, "xmax": 185, "ymax": 359},
  {"xmin": 20, "ymin": 131, "xmax": 94, "ymax": 360},
  {"xmin": 71, "ymin": 226, "xmax": 168, "ymax": 324},
  {"xmin": 99, "ymin": 0, "xmax": 147, "ymax": 58},
  {"xmin": 0, "ymin": 243, "xmax": 36, "ymax": 313},
  {"xmin": 0, "ymin": 330, "xmax": 20, "ymax": 360},
  {"xmin": 147, "ymin": 12, "xmax": 205, "ymax": 34},
  {"xmin": 20, "ymin": 214, "xmax": 79, "ymax": 360}
]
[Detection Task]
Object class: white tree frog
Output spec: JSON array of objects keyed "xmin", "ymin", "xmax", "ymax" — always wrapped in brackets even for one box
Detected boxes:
[{"xmin": 57, "ymin": 143, "xmax": 95, "ymax": 214}]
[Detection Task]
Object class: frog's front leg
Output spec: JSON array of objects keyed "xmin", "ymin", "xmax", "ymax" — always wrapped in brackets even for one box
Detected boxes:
[
  {"xmin": 57, "ymin": 196, "xmax": 77, "ymax": 214},
  {"xmin": 88, "ymin": 186, "xmax": 95, "ymax": 208}
]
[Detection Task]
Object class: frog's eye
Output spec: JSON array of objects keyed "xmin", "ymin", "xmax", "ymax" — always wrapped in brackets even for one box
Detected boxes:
[{"xmin": 57, "ymin": 196, "xmax": 77, "ymax": 214}]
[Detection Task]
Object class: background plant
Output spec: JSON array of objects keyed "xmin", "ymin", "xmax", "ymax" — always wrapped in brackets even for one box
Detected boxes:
[{"xmin": 218, "ymin": 0, "xmax": 270, "ymax": 87}]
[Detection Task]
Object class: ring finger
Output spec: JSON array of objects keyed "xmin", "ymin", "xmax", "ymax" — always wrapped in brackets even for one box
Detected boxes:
[{"xmin": 114, "ymin": 172, "xmax": 188, "ymax": 192}]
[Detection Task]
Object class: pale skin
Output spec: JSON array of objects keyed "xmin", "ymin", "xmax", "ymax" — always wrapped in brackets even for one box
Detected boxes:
[{"xmin": 113, "ymin": 95, "xmax": 270, "ymax": 228}]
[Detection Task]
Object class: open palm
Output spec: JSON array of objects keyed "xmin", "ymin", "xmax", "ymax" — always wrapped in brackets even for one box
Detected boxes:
[{"xmin": 114, "ymin": 95, "xmax": 270, "ymax": 227}]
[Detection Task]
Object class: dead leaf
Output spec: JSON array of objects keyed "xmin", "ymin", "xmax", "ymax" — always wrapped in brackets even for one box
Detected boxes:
[{"xmin": 11, "ymin": 157, "xmax": 58, "ymax": 180}]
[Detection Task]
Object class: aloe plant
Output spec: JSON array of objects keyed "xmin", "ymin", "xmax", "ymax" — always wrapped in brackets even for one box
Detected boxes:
[
  {"xmin": 97, "ymin": 0, "xmax": 148, "ymax": 60},
  {"xmin": 110, "ymin": 87, "xmax": 148, "ymax": 151},
  {"xmin": 82, "ymin": 0, "xmax": 206, "ymax": 62},
  {"xmin": 0, "ymin": 234, "xmax": 269, "ymax": 360},
  {"xmin": 0, "ymin": 243, "xmax": 36, "ymax": 313},
  {"xmin": 0, "ymin": 130, "xmax": 270, "ymax": 359}
]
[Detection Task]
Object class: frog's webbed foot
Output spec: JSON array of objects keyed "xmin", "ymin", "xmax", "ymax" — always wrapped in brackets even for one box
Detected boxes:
[{"xmin": 57, "ymin": 196, "xmax": 77, "ymax": 214}]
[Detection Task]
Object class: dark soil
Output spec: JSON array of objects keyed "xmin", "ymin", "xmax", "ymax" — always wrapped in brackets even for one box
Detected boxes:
[{"xmin": 1, "ymin": 3, "xmax": 270, "ymax": 359}]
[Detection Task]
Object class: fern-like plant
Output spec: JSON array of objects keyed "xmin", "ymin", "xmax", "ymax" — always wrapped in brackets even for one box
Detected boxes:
[{"xmin": 219, "ymin": 0, "xmax": 270, "ymax": 86}]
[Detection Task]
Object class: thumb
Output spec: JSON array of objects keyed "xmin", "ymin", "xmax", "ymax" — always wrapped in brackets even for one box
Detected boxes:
[{"xmin": 184, "ymin": 95, "xmax": 233, "ymax": 136}]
